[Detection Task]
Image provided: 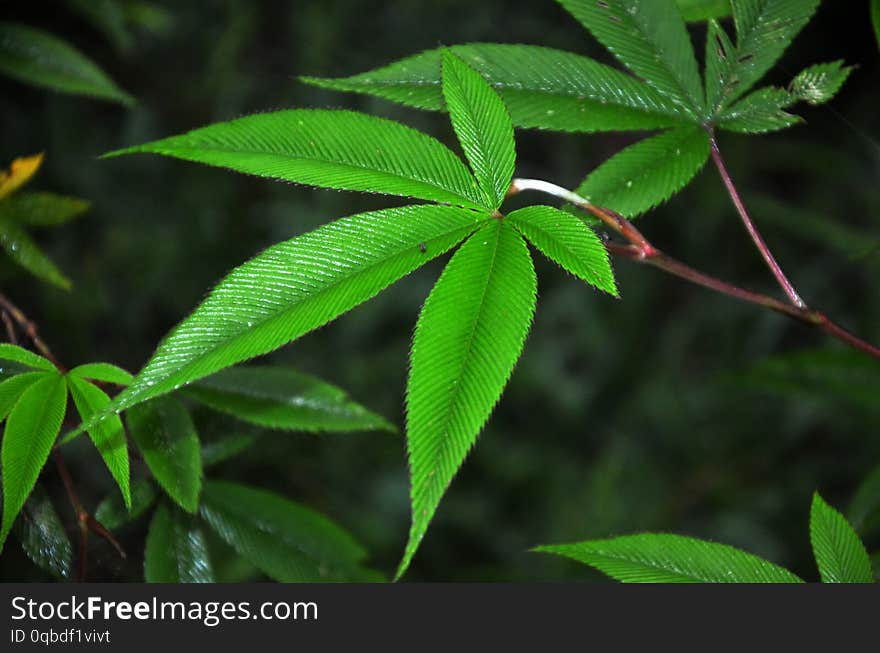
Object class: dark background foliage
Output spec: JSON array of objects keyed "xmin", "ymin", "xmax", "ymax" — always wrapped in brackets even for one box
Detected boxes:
[{"xmin": 1, "ymin": 0, "xmax": 878, "ymax": 581}]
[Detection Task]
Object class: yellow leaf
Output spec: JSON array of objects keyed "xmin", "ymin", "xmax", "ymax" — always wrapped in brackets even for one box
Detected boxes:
[{"xmin": 0, "ymin": 154, "xmax": 44, "ymax": 200}]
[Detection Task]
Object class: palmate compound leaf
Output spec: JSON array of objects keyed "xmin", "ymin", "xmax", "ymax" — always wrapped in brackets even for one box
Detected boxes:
[
  {"xmin": 199, "ymin": 480, "xmax": 376, "ymax": 582},
  {"xmin": 185, "ymin": 366, "xmax": 395, "ymax": 433},
  {"xmin": 441, "ymin": 52, "xmax": 515, "ymax": 210},
  {"xmin": 145, "ymin": 502, "xmax": 214, "ymax": 583},
  {"xmin": 573, "ymin": 125, "xmax": 711, "ymax": 217},
  {"xmin": 399, "ymin": 220, "xmax": 537, "ymax": 578},
  {"xmin": 0, "ymin": 372, "xmax": 67, "ymax": 548},
  {"xmin": 12, "ymin": 483, "xmax": 72, "ymax": 579},
  {"xmin": 507, "ymin": 205, "xmax": 617, "ymax": 295},
  {"xmin": 303, "ymin": 44, "xmax": 691, "ymax": 133},
  {"xmin": 89, "ymin": 205, "xmax": 488, "ymax": 427},
  {"xmin": 0, "ymin": 22, "xmax": 134, "ymax": 105},
  {"xmin": 535, "ymin": 534, "xmax": 804, "ymax": 583},
  {"xmin": 724, "ymin": 0, "xmax": 822, "ymax": 107},
  {"xmin": 66, "ymin": 375, "xmax": 131, "ymax": 509},
  {"xmin": 105, "ymin": 109, "xmax": 487, "ymax": 210},
  {"xmin": 0, "ymin": 218, "xmax": 72, "ymax": 289},
  {"xmin": 126, "ymin": 397, "xmax": 201, "ymax": 513},
  {"xmin": 810, "ymin": 493, "xmax": 873, "ymax": 583},
  {"xmin": 556, "ymin": 0, "xmax": 705, "ymax": 117}
]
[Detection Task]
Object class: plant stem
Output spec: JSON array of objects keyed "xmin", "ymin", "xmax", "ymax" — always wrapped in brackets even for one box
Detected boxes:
[
  {"xmin": 707, "ymin": 129, "xmax": 806, "ymax": 308},
  {"xmin": 509, "ymin": 179, "xmax": 880, "ymax": 360}
]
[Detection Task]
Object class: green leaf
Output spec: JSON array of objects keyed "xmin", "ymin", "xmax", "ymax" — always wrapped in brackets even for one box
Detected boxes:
[
  {"xmin": 789, "ymin": 60, "xmax": 853, "ymax": 106},
  {"xmin": 69, "ymin": 362, "xmax": 133, "ymax": 385},
  {"xmin": 106, "ymin": 109, "xmax": 486, "ymax": 210},
  {"xmin": 848, "ymin": 465, "xmax": 880, "ymax": 534},
  {"xmin": 1, "ymin": 373, "xmax": 67, "ymax": 548},
  {"xmin": 0, "ymin": 22, "xmax": 134, "ymax": 105},
  {"xmin": 726, "ymin": 0, "xmax": 821, "ymax": 105},
  {"xmin": 535, "ymin": 534, "xmax": 803, "ymax": 582},
  {"xmin": 0, "ymin": 192, "xmax": 90, "ymax": 227},
  {"xmin": 810, "ymin": 492, "xmax": 874, "ymax": 583},
  {"xmin": 201, "ymin": 434, "xmax": 256, "ymax": 468},
  {"xmin": 677, "ymin": 0, "xmax": 731, "ymax": 21},
  {"xmin": 95, "ymin": 479, "xmax": 157, "ymax": 530},
  {"xmin": 126, "ymin": 397, "xmax": 201, "ymax": 513},
  {"xmin": 187, "ymin": 366, "xmax": 395, "ymax": 433},
  {"xmin": 303, "ymin": 44, "xmax": 690, "ymax": 133},
  {"xmin": 573, "ymin": 126, "xmax": 710, "ymax": 217},
  {"xmin": 0, "ymin": 218, "xmax": 72, "ymax": 289},
  {"xmin": 100, "ymin": 205, "xmax": 486, "ymax": 422},
  {"xmin": 556, "ymin": 0, "xmax": 704, "ymax": 116},
  {"xmin": 12, "ymin": 483, "xmax": 71, "ymax": 579},
  {"xmin": 441, "ymin": 52, "xmax": 515, "ymax": 209},
  {"xmin": 717, "ymin": 87, "xmax": 801, "ymax": 133},
  {"xmin": 0, "ymin": 344, "xmax": 54, "ymax": 372},
  {"xmin": 873, "ymin": 0, "xmax": 880, "ymax": 50},
  {"xmin": 66, "ymin": 0, "xmax": 134, "ymax": 52},
  {"xmin": 0, "ymin": 372, "xmax": 49, "ymax": 421},
  {"xmin": 507, "ymin": 205, "xmax": 617, "ymax": 295},
  {"xmin": 67, "ymin": 375, "xmax": 130, "ymax": 509},
  {"xmin": 704, "ymin": 19, "xmax": 737, "ymax": 113},
  {"xmin": 200, "ymin": 480, "xmax": 374, "ymax": 582},
  {"xmin": 145, "ymin": 502, "xmax": 214, "ymax": 583},
  {"xmin": 400, "ymin": 221, "xmax": 536, "ymax": 578}
]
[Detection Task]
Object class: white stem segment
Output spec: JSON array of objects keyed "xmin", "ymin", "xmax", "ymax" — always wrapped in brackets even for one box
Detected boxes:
[{"xmin": 511, "ymin": 178, "xmax": 590, "ymax": 207}]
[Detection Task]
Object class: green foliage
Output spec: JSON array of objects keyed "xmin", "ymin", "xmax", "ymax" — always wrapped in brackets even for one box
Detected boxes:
[
  {"xmin": 441, "ymin": 52, "xmax": 515, "ymax": 209},
  {"xmin": 12, "ymin": 484, "xmax": 71, "ymax": 579},
  {"xmin": 186, "ymin": 366, "xmax": 394, "ymax": 433},
  {"xmin": 507, "ymin": 205, "xmax": 617, "ymax": 294},
  {"xmin": 200, "ymin": 434, "xmax": 257, "ymax": 468},
  {"xmin": 400, "ymin": 221, "xmax": 537, "ymax": 577},
  {"xmin": 556, "ymin": 0, "xmax": 704, "ymax": 115},
  {"xmin": 69, "ymin": 362, "xmax": 134, "ymax": 386},
  {"xmin": 0, "ymin": 192, "xmax": 90, "ymax": 227},
  {"xmin": 0, "ymin": 344, "xmax": 55, "ymax": 372},
  {"xmin": 873, "ymin": 0, "xmax": 880, "ymax": 49},
  {"xmin": 676, "ymin": 0, "xmax": 732, "ymax": 21},
  {"xmin": 145, "ymin": 503, "xmax": 214, "ymax": 582},
  {"xmin": 0, "ymin": 372, "xmax": 67, "ymax": 548},
  {"xmin": 0, "ymin": 220, "xmax": 72, "ymax": 289},
  {"xmin": 810, "ymin": 493, "xmax": 874, "ymax": 583},
  {"xmin": 303, "ymin": 44, "xmax": 689, "ymax": 133},
  {"xmin": 106, "ymin": 110, "xmax": 487, "ymax": 209},
  {"xmin": 536, "ymin": 533, "xmax": 803, "ymax": 582},
  {"xmin": 789, "ymin": 61, "xmax": 854, "ymax": 105},
  {"xmin": 95, "ymin": 479, "xmax": 158, "ymax": 530},
  {"xmin": 704, "ymin": 19, "xmax": 738, "ymax": 113},
  {"xmin": 0, "ymin": 22, "xmax": 134, "ymax": 105},
  {"xmin": 717, "ymin": 87, "xmax": 802, "ymax": 133},
  {"xmin": 573, "ymin": 126, "xmax": 710, "ymax": 218},
  {"xmin": 0, "ymin": 373, "xmax": 46, "ymax": 420},
  {"xmin": 67, "ymin": 375, "xmax": 131, "ymax": 508},
  {"xmin": 66, "ymin": 0, "xmax": 134, "ymax": 53},
  {"xmin": 199, "ymin": 481, "xmax": 376, "ymax": 581},
  {"xmin": 126, "ymin": 397, "xmax": 202, "ymax": 513},
  {"xmin": 848, "ymin": 465, "xmax": 880, "ymax": 534}
]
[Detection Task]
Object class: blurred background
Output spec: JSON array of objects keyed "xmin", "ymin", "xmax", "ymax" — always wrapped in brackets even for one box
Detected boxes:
[{"xmin": 0, "ymin": 0, "xmax": 878, "ymax": 581}]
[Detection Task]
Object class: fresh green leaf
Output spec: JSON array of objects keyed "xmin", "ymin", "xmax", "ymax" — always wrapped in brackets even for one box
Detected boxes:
[
  {"xmin": 69, "ymin": 362, "xmax": 133, "ymax": 386},
  {"xmin": 66, "ymin": 0, "xmax": 134, "ymax": 52},
  {"xmin": 201, "ymin": 434, "xmax": 256, "ymax": 468},
  {"xmin": 677, "ymin": 0, "xmax": 731, "ymax": 21},
  {"xmin": 126, "ymin": 397, "xmax": 201, "ymax": 513},
  {"xmin": 536, "ymin": 534, "xmax": 803, "ymax": 582},
  {"xmin": 704, "ymin": 19, "xmax": 737, "ymax": 113},
  {"xmin": 200, "ymin": 480, "xmax": 374, "ymax": 582},
  {"xmin": 873, "ymin": 0, "xmax": 880, "ymax": 50},
  {"xmin": 790, "ymin": 60, "xmax": 853, "ymax": 105},
  {"xmin": 187, "ymin": 366, "xmax": 395, "ymax": 433},
  {"xmin": 848, "ymin": 465, "xmax": 880, "ymax": 535},
  {"xmin": 717, "ymin": 87, "xmax": 801, "ymax": 133},
  {"xmin": 573, "ymin": 126, "xmax": 710, "ymax": 217},
  {"xmin": 0, "ymin": 372, "xmax": 49, "ymax": 420},
  {"xmin": 0, "ymin": 218, "xmax": 72, "ymax": 289},
  {"xmin": 0, "ymin": 22, "xmax": 134, "ymax": 105},
  {"xmin": 67, "ymin": 375, "xmax": 130, "ymax": 509},
  {"xmin": 303, "ymin": 44, "xmax": 690, "ymax": 133},
  {"xmin": 99, "ymin": 205, "xmax": 486, "ymax": 423},
  {"xmin": 400, "ymin": 221, "xmax": 536, "ymax": 578},
  {"xmin": 106, "ymin": 109, "xmax": 486, "ymax": 209},
  {"xmin": 12, "ymin": 483, "xmax": 71, "ymax": 579},
  {"xmin": 726, "ymin": 0, "xmax": 821, "ymax": 105},
  {"xmin": 556, "ymin": 0, "xmax": 704, "ymax": 116},
  {"xmin": 507, "ymin": 205, "xmax": 617, "ymax": 295},
  {"xmin": 0, "ymin": 192, "xmax": 90, "ymax": 227},
  {"xmin": 95, "ymin": 479, "xmax": 157, "ymax": 530},
  {"xmin": 145, "ymin": 502, "xmax": 214, "ymax": 582},
  {"xmin": 441, "ymin": 52, "xmax": 515, "ymax": 209},
  {"xmin": 810, "ymin": 492, "xmax": 874, "ymax": 583},
  {"xmin": 1, "ymin": 373, "xmax": 67, "ymax": 548},
  {"xmin": 0, "ymin": 344, "xmax": 54, "ymax": 373}
]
